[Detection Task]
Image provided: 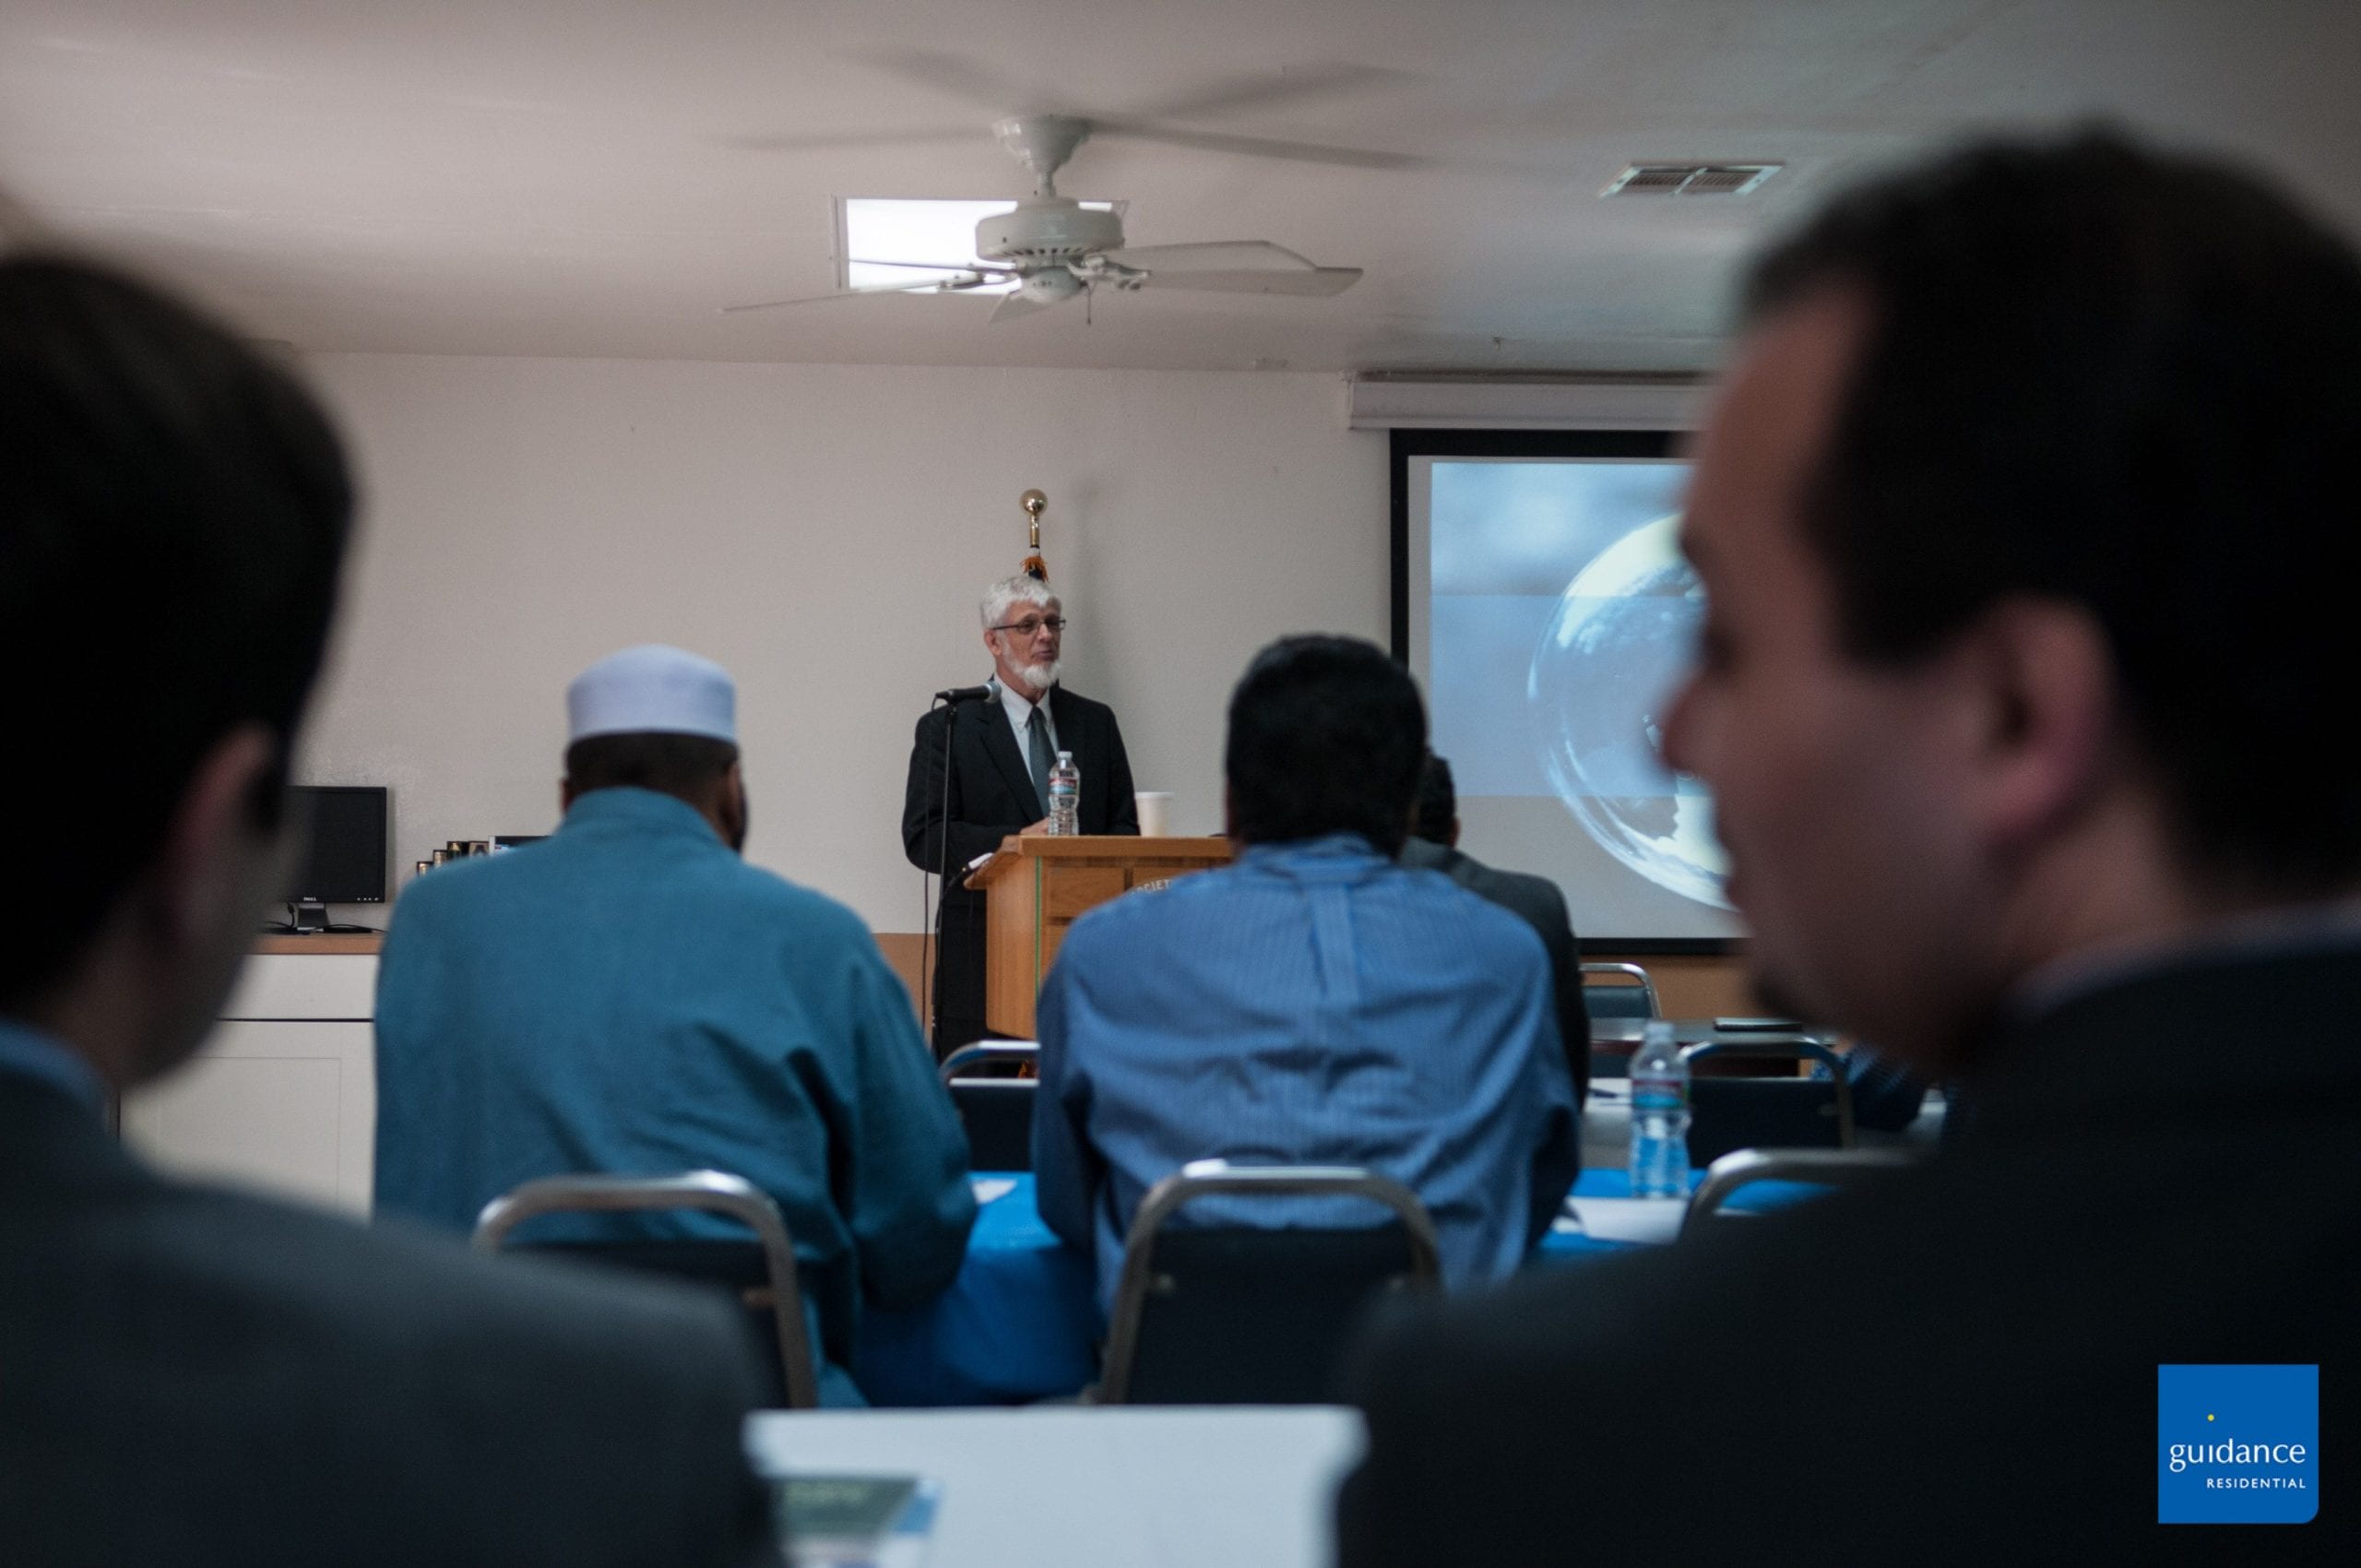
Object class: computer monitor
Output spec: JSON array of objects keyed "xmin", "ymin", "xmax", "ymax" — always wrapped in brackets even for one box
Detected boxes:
[{"xmin": 280, "ymin": 786, "xmax": 387, "ymax": 932}]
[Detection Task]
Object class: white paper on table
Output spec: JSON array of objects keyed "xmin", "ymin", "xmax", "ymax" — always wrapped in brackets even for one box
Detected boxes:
[
  {"xmin": 970, "ymin": 1178, "xmax": 1017, "ymax": 1205},
  {"xmin": 1559, "ymin": 1195, "xmax": 1685, "ymax": 1245},
  {"xmin": 781, "ymin": 1475, "xmax": 941, "ymax": 1568}
]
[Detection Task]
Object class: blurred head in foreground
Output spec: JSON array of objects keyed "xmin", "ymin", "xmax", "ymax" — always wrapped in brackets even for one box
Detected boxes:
[
  {"xmin": 1660, "ymin": 130, "xmax": 2361, "ymax": 1071},
  {"xmin": 0, "ymin": 254, "xmax": 353, "ymax": 1087}
]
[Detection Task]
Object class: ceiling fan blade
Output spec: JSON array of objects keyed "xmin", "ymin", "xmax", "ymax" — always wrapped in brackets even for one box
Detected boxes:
[
  {"xmin": 1097, "ymin": 241, "xmax": 1318, "ymax": 273},
  {"xmin": 850, "ymin": 45, "xmax": 1047, "ymax": 112},
  {"xmin": 1136, "ymin": 267, "xmax": 1364, "ymax": 297},
  {"xmin": 719, "ymin": 125, "xmax": 978, "ymax": 154},
  {"xmin": 848, "ymin": 258, "xmax": 1016, "ymax": 279},
  {"xmin": 1093, "ymin": 120, "xmax": 1425, "ymax": 172},
  {"xmin": 718, "ymin": 280, "xmax": 948, "ymax": 315},
  {"xmin": 990, "ymin": 292, "xmax": 1057, "ymax": 324},
  {"xmin": 1124, "ymin": 63, "xmax": 1413, "ymax": 124}
]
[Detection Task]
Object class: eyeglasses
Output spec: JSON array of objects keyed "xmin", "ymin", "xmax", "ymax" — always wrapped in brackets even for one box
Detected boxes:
[{"xmin": 990, "ymin": 616, "xmax": 1069, "ymax": 637}]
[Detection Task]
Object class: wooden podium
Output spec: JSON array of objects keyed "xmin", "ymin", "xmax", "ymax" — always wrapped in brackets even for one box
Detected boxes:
[{"xmin": 967, "ymin": 835, "xmax": 1234, "ymax": 1037}]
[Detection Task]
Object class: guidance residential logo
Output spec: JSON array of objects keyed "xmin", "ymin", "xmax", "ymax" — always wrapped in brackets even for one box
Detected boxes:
[{"xmin": 2157, "ymin": 1364, "xmax": 2319, "ymax": 1525}]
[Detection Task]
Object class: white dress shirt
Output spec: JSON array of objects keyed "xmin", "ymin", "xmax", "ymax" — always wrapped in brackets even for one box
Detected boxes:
[{"xmin": 991, "ymin": 676, "xmax": 1061, "ymax": 768}]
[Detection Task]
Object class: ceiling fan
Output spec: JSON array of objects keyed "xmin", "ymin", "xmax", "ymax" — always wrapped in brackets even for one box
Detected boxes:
[{"xmin": 722, "ymin": 57, "xmax": 1407, "ymax": 323}]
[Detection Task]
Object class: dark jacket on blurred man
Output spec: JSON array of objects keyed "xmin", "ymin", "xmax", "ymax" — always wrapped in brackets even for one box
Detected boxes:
[{"xmin": 0, "ymin": 255, "xmax": 770, "ymax": 1566}]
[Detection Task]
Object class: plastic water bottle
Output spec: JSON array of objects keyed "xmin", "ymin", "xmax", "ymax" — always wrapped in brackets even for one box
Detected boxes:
[
  {"xmin": 1047, "ymin": 750, "xmax": 1080, "ymax": 836},
  {"xmin": 1628, "ymin": 1019, "xmax": 1691, "ymax": 1198}
]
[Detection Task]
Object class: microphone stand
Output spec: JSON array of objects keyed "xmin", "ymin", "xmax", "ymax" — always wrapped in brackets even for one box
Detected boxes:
[{"xmin": 926, "ymin": 694, "xmax": 963, "ymax": 1058}]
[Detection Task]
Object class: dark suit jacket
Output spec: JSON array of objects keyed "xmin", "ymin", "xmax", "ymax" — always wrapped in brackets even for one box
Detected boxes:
[
  {"xmin": 1338, "ymin": 942, "xmax": 2361, "ymax": 1563},
  {"xmin": 0, "ymin": 1075, "xmax": 772, "ymax": 1567},
  {"xmin": 1398, "ymin": 837, "xmax": 1589, "ymax": 1106},
  {"xmin": 902, "ymin": 684, "xmax": 1137, "ymax": 1045}
]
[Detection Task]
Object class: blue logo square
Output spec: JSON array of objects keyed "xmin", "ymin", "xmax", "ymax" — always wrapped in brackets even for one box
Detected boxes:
[{"xmin": 2158, "ymin": 1363, "xmax": 2319, "ymax": 1525}]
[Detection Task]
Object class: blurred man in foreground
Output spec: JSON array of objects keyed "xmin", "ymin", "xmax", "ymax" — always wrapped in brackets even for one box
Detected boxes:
[
  {"xmin": 1340, "ymin": 132, "xmax": 2361, "ymax": 1561},
  {"xmin": 0, "ymin": 255, "xmax": 770, "ymax": 1564}
]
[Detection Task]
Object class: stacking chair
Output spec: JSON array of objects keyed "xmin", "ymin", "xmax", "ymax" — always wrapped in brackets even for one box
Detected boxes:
[
  {"xmin": 1681, "ymin": 1146, "xmax": 1919, "ymax": 1237},
  {"xmin": 1579, "ymin": 961, "xmax": 1661, "ymax": 1020},
  {"xmin": 472, "ymin": 1169, "xmax": 819, "ymax": 1408},
  {"xmin": 1681, "ymin": 1039, "xmax": 1853, "ymax": 1167},
  {"xmin": 1096, "ymin": 1160, "xmax": 1442, "ymax": 1406},
  {"xmin": 1582, "ymin": 962, "xmax": 1659, "ymax": 1075},
  {"xmin": 938, "ymin": 1040, "xmax": 1039, "ymax": 1172}
]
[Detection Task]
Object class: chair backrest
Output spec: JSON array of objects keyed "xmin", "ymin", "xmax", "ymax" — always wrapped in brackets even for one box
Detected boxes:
[
  {"xmin": 1681, "ymin": 1146, "xmax": 1918, "ymax": 1236},
  {"xmin": 1097, "ymin": 1160, "xmax": 1442, "ymax": 1406},
  {"xmin": 1680, "ymin": 1039, "xmax": 1854, "ymax": 1166},
  {"xmin": 472, "ymin": 1170, "xmax": 819, "ymax": 1408},
  {"xmin": 939, "ymin": 1040, "xmax": 1040, "ymax": 1171},
  {"xmin": 948, "ymin": 1079, "xmax": 1035, "ymax": 1170},
  {"xmin": 1580, "ymin": 961, "xmax": 1660, "ymax": 1021},
  {"xmin": 937, "ymin": 1040, "xmax": 1040, "ymax": 1082}
]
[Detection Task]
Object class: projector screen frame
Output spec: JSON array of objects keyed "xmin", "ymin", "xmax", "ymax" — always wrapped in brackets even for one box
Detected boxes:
[{"xmin": 1389, "ymin": 427, "xmax": 1739, "ymax": 957}]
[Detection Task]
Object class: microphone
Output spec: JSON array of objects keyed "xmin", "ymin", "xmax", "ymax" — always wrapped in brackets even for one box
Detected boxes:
[{"xmin": 934, "ymin": 684, "xmax": 993, "ymax": 704}]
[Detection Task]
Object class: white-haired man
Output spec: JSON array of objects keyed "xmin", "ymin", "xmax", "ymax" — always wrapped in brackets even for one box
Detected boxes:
[{"xmin": 903, "ymin": 575, "xmax": 1138, "ymax": 1052}]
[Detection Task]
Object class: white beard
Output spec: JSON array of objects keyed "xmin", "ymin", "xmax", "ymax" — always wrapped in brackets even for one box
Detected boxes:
[{"xmin": 1015, "ymin": 658, "xmax": 1062, "ymax": 692}]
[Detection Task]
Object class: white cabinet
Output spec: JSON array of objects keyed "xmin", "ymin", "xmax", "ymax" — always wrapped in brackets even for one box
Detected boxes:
[{"xmin": 119, "ymin": 953, "xmax": 378, "ymax": 1215}]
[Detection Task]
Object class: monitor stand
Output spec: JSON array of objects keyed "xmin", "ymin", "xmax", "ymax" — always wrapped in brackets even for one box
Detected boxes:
[{"xmin": 290, "ymin": 899, "xmax": 329, "ymax": 934}]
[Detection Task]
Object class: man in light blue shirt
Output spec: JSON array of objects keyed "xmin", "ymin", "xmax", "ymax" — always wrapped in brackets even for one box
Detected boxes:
[
  {"xmin": 1035, "ymin": 636, "xmax": 1579, "ymax": 1312},
  {"xmin": 375, "ymin": 646, "xmax": 976, "ymax": 1405}
]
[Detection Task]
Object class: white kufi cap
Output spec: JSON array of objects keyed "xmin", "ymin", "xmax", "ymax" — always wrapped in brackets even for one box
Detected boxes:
[{"xmin": 566, "ymin": 645, "xmax": 737, "ymax": 744}]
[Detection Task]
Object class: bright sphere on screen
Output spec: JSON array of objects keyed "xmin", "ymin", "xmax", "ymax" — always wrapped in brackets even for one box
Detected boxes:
[{"xmin": 1527, "ymin": 513, "xmax": 1731, "ymax": 910}]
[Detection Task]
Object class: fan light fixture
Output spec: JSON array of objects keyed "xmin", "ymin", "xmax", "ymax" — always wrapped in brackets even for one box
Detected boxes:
[
  {"xmin": 842, "ymin": 198, "xmax": 1120, "ymax": 296},
  {"xmin": 722, "ymin": 110, "xmax": 1367, "ymax": 321}
]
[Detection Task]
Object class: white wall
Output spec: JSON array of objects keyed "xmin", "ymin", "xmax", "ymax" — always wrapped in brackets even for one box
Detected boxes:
[{"xmin": 295, "ymin": 353, "xmax": 1388, "ymax": 932}]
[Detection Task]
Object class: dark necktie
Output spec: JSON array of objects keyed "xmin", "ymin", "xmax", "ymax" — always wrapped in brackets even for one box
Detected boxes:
[{"xmin": 1026, "ymin": 706, "xmax": 1053, "ymax": 816}]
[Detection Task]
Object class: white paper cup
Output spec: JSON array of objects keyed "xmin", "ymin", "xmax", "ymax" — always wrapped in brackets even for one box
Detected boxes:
[{"xmin": 1134, "ymin": 790, "xmax": 1173, "ymax": 837}]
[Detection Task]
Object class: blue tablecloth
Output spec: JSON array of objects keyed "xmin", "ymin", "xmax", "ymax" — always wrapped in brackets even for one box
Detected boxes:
[
  {"xmin": 855, "ymin": 1175, "xmax": 1100, "ymax": 1407},
  {"xmin": 855, "ymin": 1169, "xmax": 1803, "ymax": 1408}
]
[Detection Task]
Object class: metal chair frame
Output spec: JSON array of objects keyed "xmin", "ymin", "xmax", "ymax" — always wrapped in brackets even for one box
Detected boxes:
[
  {"xmin": 1097, "ymin": 1159, "xmax": 1442, "ymax": 1405},
  {"xmin": 472, "ymin": 1170, "xmax": 820, "ymax": 1408},
  {"xmin": 936, "ymin": 1039, "xmax": 1040, "ymax": 1083},
  {"xmin": 1579, "ymin": 961, "xmax": 1661, "ymax": 1017},
  {"xmin": 1680, "ymin": 1146, "xmax": 1920, "ymax": 1237}
]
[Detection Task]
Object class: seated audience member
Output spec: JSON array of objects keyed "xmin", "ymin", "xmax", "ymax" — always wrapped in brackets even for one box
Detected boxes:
[
  {"xmin": 1338, "ymin": 132, "xmax": 2361, "ymax": 1561},
  {"xmin": 0, "ymin": 255, "xmax": 768, "ymax": 1563},
  {"xmin": 1400, "ymin": 754, "xmax": 1590, "ymax": 1104},
  {"xmin": 374, "ymin": 647, "xmax": 976, "ymax": 1406},
  {"xmin": 1817, "ymin": 1042, "xmax": 1936, "ymax": 1134},
  {"xmin": 1034, "ymin": 636, "xmax": 1579, "ymax": 1312}
]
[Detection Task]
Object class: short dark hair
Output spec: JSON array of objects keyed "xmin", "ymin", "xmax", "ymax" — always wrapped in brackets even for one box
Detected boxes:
[
  {"xmin": 1745, "ymin": 129, "xmax": 2361, "ymax": 893},
  {"xmin": 1225, "ymin": 636, "xmax": 1426, "ymax": 854},
  {"xmin": 564, "ymin": 732, "xmax": 739, "ymax": 802},
  {"xmin": 1412, "ymin": 754, "xmax": 1456, "ymax": 845},
  {"xmin": 0, "ymin": 255, "xmax": 352, "ymax": 1007}
]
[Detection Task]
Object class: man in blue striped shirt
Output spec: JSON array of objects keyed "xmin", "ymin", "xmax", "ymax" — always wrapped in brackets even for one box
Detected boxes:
[{"xmin": 1033, "ymin": 636, "xmax": 1580, "ymax": 1313}]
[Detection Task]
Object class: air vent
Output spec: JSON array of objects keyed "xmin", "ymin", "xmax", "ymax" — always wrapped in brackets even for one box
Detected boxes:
[{"xmin": 1602, "ymin": 162, "xmax": 1781, "ymax": 197}]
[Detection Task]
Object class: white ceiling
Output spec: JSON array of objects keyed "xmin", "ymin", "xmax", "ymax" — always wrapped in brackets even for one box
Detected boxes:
[{"xmin": 5, "ymin": 0, "xmax": 2357, "ymax": 374}]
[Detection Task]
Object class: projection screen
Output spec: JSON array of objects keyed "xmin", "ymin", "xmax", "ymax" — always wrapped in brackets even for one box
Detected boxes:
[{"xmin": 1393, "ymin": 430, "xmax": 1738, "ymax": 951}]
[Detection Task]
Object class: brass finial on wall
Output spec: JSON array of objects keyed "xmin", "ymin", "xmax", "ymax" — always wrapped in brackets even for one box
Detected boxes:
[{"xmin": 1019, "ymin": 489, "xmax": 1049, "ymax": 581}]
